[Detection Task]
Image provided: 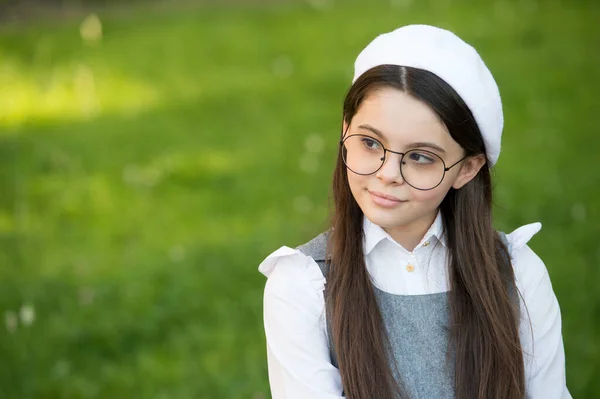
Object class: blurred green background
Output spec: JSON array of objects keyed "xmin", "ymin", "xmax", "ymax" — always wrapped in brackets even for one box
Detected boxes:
[{"xmin": 0, "ymin": 0, "xmax": 598, "ymax": 398}]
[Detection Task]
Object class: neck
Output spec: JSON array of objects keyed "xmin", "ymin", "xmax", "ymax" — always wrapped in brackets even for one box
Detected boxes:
[{"xmin": 383, "ymin": 210, "xmax": 438, "ymax": 252}]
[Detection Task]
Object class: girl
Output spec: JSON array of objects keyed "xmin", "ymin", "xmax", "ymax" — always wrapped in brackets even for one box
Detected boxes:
[{"xmin": 258, "ymin": 25, "xmax": 570, "ymax": 399}]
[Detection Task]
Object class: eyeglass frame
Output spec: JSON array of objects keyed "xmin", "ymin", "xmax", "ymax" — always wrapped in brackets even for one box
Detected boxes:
[{"xmin": 339, "ymin": 133, "xmax": 469, "ymax": 191}]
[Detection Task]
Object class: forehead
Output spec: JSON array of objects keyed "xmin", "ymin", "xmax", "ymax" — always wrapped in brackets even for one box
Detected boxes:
[{"xmin": 351, "ymin": 87, "xmax": 452, "ymax": 147}]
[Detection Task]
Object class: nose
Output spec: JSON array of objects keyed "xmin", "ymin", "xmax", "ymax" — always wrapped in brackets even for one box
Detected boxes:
[{"xmin": 376, "ymin": 151, "xmax": 405, "ymax": 184}]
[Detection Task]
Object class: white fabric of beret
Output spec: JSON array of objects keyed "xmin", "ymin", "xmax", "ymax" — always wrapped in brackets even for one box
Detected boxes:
[{"xmin": 352, "ymin": 24, "xmax": 503, "ymax": 166}]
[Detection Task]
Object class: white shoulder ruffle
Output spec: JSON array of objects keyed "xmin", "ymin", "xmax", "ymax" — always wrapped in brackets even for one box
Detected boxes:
[
  {"xmin": 258, "ymin": 246, "xmax": 326, "ymax": 294},
  {"xmin": 504, "ymin": 222, "xmax": 542, "ymax": 260}
]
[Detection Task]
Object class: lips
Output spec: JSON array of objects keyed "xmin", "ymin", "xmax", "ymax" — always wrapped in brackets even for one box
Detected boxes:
[
  {"xmin": 368, "ymin": 190, "xmax": 407, "ymax": 208},
  {"xmin": 369, "ymin": 190, "xmax": 404, "ymax": 202}
]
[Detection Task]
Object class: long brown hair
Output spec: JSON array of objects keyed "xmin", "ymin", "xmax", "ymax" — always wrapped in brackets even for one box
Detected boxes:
[{"xmin": 327, "ymin": 65, "xmax": 525, "ymax": 399}]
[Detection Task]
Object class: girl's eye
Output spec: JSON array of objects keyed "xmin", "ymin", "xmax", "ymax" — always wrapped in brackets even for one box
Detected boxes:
[
  {"xmin": 361, "ymin": 137, "xmax": 381, "ymax": 150},
  {"xmin": 407, "ymin": 151, "xmax": 436, "ymax": 164}
]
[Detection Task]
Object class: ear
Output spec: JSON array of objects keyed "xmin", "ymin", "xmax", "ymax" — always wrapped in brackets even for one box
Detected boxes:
[
  {"xmin": 452, "ymin": 154, "xmax": 487, "ymax": 189},
  {"xmin": 342, "ymin": 119, "xmax": 349, "ymax": 137}
]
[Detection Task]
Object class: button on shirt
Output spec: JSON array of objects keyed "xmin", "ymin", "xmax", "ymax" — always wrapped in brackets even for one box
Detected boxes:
[{"xmin": 258, "ymin": 213, "xmax": 571, "ymax": 399}]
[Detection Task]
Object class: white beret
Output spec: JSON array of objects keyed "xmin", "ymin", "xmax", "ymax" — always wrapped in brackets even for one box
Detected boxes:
[{"xmin": 352, "ymin": 24, "xmax": 503, "ymax": 166}]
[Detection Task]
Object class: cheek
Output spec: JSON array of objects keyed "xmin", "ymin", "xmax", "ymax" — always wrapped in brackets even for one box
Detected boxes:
[
  {"xmin": 347, "ymin": 170, "xmax": 365, "ymax": 189},
  {"xmin": 410, "ymin": 179, "xmax": 453, "ymax": 206},
  {"xmin": 411, "ymin": 188, "xmax": 444, "ymax": 205},
  {"xmin": 346, "ymin": 171, "xmax": 370, "ymax": 199}
]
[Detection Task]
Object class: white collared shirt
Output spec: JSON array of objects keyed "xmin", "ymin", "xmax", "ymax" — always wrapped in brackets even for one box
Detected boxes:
[{"xmin": 258, "ymin": 214, "xmax": 571, "ymax": 399}]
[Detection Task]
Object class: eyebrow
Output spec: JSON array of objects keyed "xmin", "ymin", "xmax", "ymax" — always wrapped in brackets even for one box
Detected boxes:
[{"xmin": 357, "ymin": 124, "xmax": 446, "ymax": 154}]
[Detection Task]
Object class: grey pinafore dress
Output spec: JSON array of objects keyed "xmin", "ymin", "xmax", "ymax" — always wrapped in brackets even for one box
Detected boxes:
[{"xmin": 296, "ymin": 231, "xmax": 512, "ymax": 399}]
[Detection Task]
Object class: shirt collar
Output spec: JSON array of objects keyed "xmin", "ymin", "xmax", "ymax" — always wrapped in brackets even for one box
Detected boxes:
[{"xmin": 362, "ymin": 211, "xmax": 446, "ymax": 255}]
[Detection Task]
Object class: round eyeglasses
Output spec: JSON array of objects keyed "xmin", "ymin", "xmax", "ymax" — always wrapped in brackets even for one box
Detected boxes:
[{"xmin": 340, "ymin": 134, "xmax": 467, "ymax": 191}]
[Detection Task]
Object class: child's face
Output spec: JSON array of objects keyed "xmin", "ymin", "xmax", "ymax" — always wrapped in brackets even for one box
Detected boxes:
[{"xmin": 343, "ymin": 87, "xmax": 476, "ymax": 236}]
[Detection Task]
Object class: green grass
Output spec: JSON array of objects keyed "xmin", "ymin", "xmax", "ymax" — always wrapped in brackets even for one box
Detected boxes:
[{"xmin": 0, "ymin": 0, "xmax": 598, "ymax": 397}]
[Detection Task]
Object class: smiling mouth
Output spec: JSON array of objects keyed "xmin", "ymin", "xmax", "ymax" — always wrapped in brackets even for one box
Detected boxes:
[
  {"xmin": 368, "ymin": 190, "xmax": 405, "ymax": 202},
  {"xmin": 368, "ymin": 190, "xmax": 407, "ymax": 208}
]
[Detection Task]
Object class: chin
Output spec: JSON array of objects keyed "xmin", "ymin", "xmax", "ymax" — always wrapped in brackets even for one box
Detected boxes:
[{"xmin": 362, "ymin": 206, "xmax": 411, "ymax": 229}]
